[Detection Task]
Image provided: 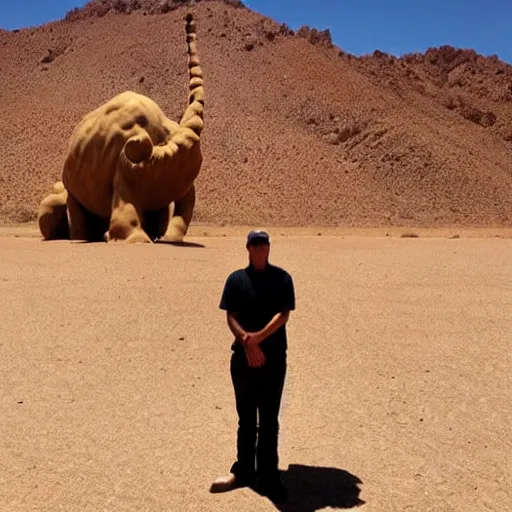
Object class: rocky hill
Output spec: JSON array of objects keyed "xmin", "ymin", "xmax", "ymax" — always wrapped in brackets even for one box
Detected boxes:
[{"xmin": 1, "ymin": 0, "xmax": 511, "ymax": 228}]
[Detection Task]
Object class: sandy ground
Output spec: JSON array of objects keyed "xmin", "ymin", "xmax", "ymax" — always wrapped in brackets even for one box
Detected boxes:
[
  {"xmin": 2, "ymin": 222, "xmax": 512, "ymax": 239},
  {"xmin": 1, "ymin": 230, "xmax": 511, "ymax": 511}
]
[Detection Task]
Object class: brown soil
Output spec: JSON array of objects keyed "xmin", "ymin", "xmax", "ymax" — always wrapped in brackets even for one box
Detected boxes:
[
  {"xmin": 1, "ymin": 234, "xmax": 511, "ymax": 511},
  {"xmin": 1, "ymin": 0, "xmax": 511, "ymax": 229}
]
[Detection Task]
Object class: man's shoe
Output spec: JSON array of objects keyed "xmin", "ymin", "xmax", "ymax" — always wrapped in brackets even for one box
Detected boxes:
[
  {"xmin": 210, "ymin": 473, "xmax": 238, "ymax": 493},
  {"xmin": 210, "ymin": 473, "xmax": 255, "ymax": 493}
]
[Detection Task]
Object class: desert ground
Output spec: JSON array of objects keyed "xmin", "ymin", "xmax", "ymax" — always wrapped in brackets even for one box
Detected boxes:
[
  {"xmin": 1, "ymin": 226, "xmax": 511, "ymax": 512},
  {"xmin": 2, "ymin": 1, "xmax": 511, "ymax": 510}
]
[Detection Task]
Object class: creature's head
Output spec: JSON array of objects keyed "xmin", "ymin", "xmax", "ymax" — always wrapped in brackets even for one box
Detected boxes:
[
  {"xmin": 123, "ymin": 114, "xmax": 171, "ymax": 165},
  {"xmin": 124, "ymin": 135, "xmax": 153, "ymax": 164}
]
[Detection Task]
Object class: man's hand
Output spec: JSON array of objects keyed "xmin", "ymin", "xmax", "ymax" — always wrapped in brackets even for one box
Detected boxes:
[
  {"xmin": 244, "ymin": 344, "xmax": 266, "ymax": 368},
  {"xmin": 242, "ymin": 332, "xmax": 264, "ymax": 346}
]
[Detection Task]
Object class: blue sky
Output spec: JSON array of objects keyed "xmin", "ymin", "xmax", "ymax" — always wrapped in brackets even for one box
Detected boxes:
[{"xmin": 1, "ymin": 0, "xmax": 511, "ymax": 64}]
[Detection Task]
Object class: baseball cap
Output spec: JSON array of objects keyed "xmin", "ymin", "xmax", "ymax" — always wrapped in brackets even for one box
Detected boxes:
[{"xmin": 246, "ymin": 229, "xmax": 270, "ymax": 246}]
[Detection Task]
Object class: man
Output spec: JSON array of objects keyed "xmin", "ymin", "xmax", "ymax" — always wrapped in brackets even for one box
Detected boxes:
[{"xmin": 211, "ymin": 229, "xmax": 295, "ymax": 503}]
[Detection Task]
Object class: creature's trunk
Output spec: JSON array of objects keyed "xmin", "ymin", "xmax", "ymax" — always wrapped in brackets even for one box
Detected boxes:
[
  {"xmin": 122, "ymin": 14, "xmax": 204, "ymax": 173},
  {"xmin": 179, "ymin": 13, "xmax": 205, "ymax": 136}
]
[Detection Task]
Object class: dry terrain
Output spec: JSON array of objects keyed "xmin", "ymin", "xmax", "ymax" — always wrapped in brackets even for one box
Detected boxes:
[
  {"xmin": 1, "ymin": 233, "xmax": 511, "ymax": 511},
  {"xmin": 1, "ymin": 2, "xmax": 511, "ymax": 510}
]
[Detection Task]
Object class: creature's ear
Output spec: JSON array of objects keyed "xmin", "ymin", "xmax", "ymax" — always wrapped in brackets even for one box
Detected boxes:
[{"xmin": 124, "ymin": 135, "xmax": 153, "ymax": 163}]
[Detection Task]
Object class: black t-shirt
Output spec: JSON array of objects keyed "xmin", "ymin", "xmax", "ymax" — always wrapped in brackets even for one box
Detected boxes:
[{"xmin": 219, "ymin": 263, "xmax": 295, "ymax": 362}]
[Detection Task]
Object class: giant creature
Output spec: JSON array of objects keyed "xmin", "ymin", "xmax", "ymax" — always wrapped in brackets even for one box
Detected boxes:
[{"xmin": 37, "ymin": 13, "xmax": 204, "ymax": 243}]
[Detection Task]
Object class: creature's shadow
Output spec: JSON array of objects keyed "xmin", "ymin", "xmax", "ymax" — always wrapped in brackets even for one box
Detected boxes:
[
  {"xmin": 154, "ymin": 239, "xmax": 205, "ymax": 248},
  {"xmin": 255, "ymin": 464, "xmax": 365, "ymax": 511},
  {"xmin": 65, "ymin": 239, "xmax": 206, "ymax": 248}
]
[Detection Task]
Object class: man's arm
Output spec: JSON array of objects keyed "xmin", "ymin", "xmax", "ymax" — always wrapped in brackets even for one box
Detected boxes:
[
  {"xmin": 227, "ymin": 312, "xmax": 267, "ymax": 367},
  {"xmin": 226, "ymin": 312, "xmax": 247, "ymax": 341},
  {"xmin": 244, "ymin": 310, "xmax": 290, "ymax": 346},
  {"xmin": 245, "ymin": 270, "xmax": 295, "ymax": 346}
]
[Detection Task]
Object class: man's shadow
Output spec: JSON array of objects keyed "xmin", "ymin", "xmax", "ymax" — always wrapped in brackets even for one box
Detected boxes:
[{"xmin": 255, "ymin": 464, "xmax": 365, "ymax": 511}]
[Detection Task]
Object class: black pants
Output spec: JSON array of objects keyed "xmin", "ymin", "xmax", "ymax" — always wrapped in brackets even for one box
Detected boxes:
[{"xmin": 229, "ymin": 353, "xmax": 287, "ymax": 485}]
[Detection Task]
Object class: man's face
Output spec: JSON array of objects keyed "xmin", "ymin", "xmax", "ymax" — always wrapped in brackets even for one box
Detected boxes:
[{"xmin": 247, "ymin": 241, "xmax": 270, "ymax": 268}]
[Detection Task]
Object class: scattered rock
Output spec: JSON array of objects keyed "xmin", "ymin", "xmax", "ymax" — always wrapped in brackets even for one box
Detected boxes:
[
  {"xmin": 41, "ymin": 50, "xmax": 56, "ymax": 64},
  {"xmin": 328, "ymin": 123, "xmax": 361, "ymax": 145},
  {"xmin": 296, "ymin": 25, "xmax": 333, "ymax": 47},
  {"xmin": 65, "ymin": 0, "xmax": 245, "ymax": 20}
]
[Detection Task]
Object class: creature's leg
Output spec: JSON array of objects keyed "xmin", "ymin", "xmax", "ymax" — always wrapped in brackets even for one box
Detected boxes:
[
  {"xmin": 162, "ymin": 185, "xmax": 195, "ymax": 243},
  {"xmin": 67, "ymin": 192, "xmax": 109, "ymax": 242},
  {"xmin": 37, "ymin": 182, "xmax": 70, "ymax": 240},
  {"xmin": 107, "ymin": 174, "xmax": 152, "ymax": 243},
  {"xmin": 142, "ymin": 206, "xmax": 170, "ymax": 241}
]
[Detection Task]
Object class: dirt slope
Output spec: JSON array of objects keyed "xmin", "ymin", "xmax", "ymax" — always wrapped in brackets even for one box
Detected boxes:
[{"xmin": 1, "ymin": 0, "xmax": 511, "ymax": 228}]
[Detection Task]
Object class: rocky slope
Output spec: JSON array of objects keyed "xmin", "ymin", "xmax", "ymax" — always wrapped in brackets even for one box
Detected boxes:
[{"xmin": 1, "ymin": 0, "xmax": 511, "ymax": 228}]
